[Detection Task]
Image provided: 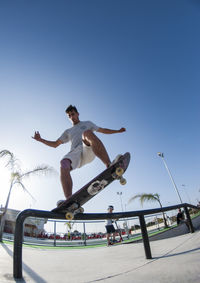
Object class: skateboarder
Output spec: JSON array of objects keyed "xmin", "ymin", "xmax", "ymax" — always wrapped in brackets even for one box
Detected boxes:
[
  {"xmin": 32, "ymin": 105, "xmax": 126, "ymax": 201},
  {"xmin": 105, "ymin": 205, "xmax": 117, "ymax": 246}
]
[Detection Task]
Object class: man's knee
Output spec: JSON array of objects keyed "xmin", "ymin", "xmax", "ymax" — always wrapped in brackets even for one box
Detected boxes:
[
  {"xmin": 60, "ymin": 159, "xmax": 72, "ymax": 171},
  {"xmin": 82, "ymin": 130, "xmax": 98, "ymax": 144},
  {"xmin": 82, "ymin": 130, "xmax": 94, "ymax": 139},
  {"xmin": 82, "ymin": 130, "xmax": 94, "ymax": 146}
]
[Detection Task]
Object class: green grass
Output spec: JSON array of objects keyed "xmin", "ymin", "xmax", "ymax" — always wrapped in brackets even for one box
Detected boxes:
[
  {"xmin": 2, "ymin": 212, "xmax": 199, "ymax": 250},
  {"xmin": 2, "ymin": 239, "xmax": 107, "ymax": 249}
]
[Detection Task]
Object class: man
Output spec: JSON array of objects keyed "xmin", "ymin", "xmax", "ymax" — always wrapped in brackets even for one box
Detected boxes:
[
  {"xmin": 176, "ymin": 208, "xmax": 185, "ymax": 225},
  {"xmin": 105, "ymin": 205, "xmax": 117, "ymax": 246},
  {"xmin": 32, "ymin": 105, "xmax": 126, "ymax": 201},
  {"xmin": 176, "ymin": 208, "xmax": 190, "ymax": 231}
]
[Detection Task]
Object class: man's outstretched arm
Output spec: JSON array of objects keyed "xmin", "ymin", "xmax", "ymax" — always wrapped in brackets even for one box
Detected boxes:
[
  {"xmin": 32, "ymin": 131, "xmax": 63, "ymax": 148},
  {"xmin": 97, "ymin": 127, "xmax": 126, "ymax": 134}
]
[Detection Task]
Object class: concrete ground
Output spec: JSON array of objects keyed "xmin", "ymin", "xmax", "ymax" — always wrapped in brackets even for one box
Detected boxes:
[{"xmin": 1, "ymin": 227, "xmax": 200, "ymax": 283}]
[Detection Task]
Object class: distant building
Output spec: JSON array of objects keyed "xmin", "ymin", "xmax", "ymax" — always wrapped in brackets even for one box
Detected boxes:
[{"xmin": 0, "ymin": 206, "xmax": 46, "ymax": 237}]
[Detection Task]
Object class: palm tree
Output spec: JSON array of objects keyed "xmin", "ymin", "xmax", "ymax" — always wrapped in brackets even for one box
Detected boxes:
[
  {"xmin": 0, "ymin": 149, "xmax": 55, "ymax": 242},
  {"xmin": 64, "ymin": 221, "xmax": 74, "ymax": 240},
  {"xmin": 129, "ymin": 193, "xmax": 168, "ymax": 228}
]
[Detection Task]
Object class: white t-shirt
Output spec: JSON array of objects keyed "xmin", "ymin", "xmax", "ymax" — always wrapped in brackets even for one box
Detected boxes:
[
  {"xmin": 59, "ymin": 121, "xmax": 99, "ymax": 151},
  {"xmin": 58, "ymin": 121, "xmax": 99, "ymax": 169},
  {"xmin": 106, "ymin": 219, "xmax": 113, "ymax": 226}
]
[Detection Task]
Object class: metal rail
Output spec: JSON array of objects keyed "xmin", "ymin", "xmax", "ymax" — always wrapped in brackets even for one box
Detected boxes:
[{"xmin": 13, "ymin": 203, "xmax": 198, "ymax": 279}]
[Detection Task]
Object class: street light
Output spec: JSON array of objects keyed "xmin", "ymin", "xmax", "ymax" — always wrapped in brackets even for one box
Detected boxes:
[
  {"xmin": 117, "ymin": 192, "xmax": 124, "ymax": 211},
  {"xmin": 157, "ymin": 152, "xmax": 183, "ymax": 204},
  {"xmin": 117, "ymin": 192, "xmax": 130, "ymax": 238},
  {"xmin": 181, "ymin": 184, "xmax": 192, "ymax": 204}
]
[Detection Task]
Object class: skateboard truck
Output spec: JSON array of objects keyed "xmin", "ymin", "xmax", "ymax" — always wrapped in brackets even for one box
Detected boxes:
[
  {"xmin": 65, "ymin": 205, "xmax": 84, "ymax": 220},
  {"xmin": 112, "ymin": 166, "xmax": 127, "ymax": 185},
  {"xmin": 56, "ymin": 202, "xmax": 84, "ymax": 220}
]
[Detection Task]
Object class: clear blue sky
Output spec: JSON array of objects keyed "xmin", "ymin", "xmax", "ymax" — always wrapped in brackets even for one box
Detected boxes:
[{"xmin": 0, "ymin": 0, "xmax": 200, "ymax": 218}]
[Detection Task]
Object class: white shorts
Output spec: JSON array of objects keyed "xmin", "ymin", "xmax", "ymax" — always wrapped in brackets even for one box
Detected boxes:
[{"xmin": 62, "ymin": 144, "xmax": 95, "ymax": 170}]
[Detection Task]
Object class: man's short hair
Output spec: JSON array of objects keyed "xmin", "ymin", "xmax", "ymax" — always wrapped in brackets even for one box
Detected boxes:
[
  {"xmin": 108, "ymin": 205, "xmax": 114, "ymax": 210},
  {"xmin": 65, "ymin": 105, "xmax": 78, "ymax": 114}
]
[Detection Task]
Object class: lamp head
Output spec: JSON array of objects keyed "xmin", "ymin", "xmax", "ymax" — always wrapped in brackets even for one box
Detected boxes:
[{"xmin": 157, "ymin": 152, "xmax": 164, "ymax": 158}]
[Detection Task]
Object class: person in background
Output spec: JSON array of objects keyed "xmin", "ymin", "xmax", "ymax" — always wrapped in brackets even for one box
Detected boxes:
[
  {"xmin": 176, "ymin": 208, "xmax": 190, "ymax": 231},
  {"xmin": 105, "ymin": 205, "xmax": 117, "ymax": 246}
]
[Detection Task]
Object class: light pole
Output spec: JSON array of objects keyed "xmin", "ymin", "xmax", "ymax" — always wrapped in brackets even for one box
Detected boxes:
[
  {"xmin": 117, "ymin": 192, "xmax": 124, "ymax": 212},
  {"xmin": 117, "ymin": 192, "xmax": 129, "ymax": 238},
  {"xmin": 181, "ymin": 184, "xmax": 192, "ymax": 204},
  {"xmin": 157, "ymin": 152, "xmax": 183, "ymax": 204}
]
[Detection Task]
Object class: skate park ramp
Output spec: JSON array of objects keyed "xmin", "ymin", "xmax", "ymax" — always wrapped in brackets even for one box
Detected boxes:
[{"xmin": 148, "ymin": 214, "xmax": 200, "ymax": 241}]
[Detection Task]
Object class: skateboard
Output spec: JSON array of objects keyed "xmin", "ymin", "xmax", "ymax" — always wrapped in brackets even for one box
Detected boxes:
[
  {"xmin": 52, "ymin": 152, "xmax": 131, "ymax": 220},
  {"xmin": 108, "ymin": 239, "xmax": 122, "ymax": 246},
  {"xmin": 115, "ymin": 220, "xmax": 123, "ymax": 242}
]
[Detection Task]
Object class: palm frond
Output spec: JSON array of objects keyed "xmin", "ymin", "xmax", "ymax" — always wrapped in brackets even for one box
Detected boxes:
[
  {"xmin": 140, "ymin": 194, "xmax": 158, "ymax": 206},
  {"xmin": 0, "ymin": 150, "xmax": 15, "ymax": 168},
  {"xmin": 20, "ymin": 165, "xmax": 56, "ymax": 179},
  {"xmin": 65, "ymin": 222, "xmax": 72, "ymax": 229},
  {"xmin": 15, "ymin": 181, "xmax": 37, "ymax": 203},
  {"xmin": 128, "ymin": 194, "xmax": 143, "ymax": 204},
  {"xmin": 129, "ymin": 193, "xmax": 161, "ymax": 207},
  {"xmin": 154, "ymin": 193, "xmax": 160, "ymax": 200},
  {"xmin": 0, "ymin": 150, "xmax": 13, "ymax": 159}
]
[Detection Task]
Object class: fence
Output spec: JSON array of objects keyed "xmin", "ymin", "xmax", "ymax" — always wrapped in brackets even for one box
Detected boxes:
[
  {"xmin": 5, "ymin": 214, "xmax": 166, "ymax": 246},
  {"xmin": 13, "ymin": 203, "xmax": 198, "ymax": 279}
]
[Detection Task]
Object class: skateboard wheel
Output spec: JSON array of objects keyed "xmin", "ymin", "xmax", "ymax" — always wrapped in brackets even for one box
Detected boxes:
[
  {"xmin": 79, "ymin": 207, "xmax": 84, "ymax": 213},
  {"xmin": 75, "ymin": 207, "xmax": 84, "ymax": 214},
  {"xmin": 70, "ymin": 203, "xmax": 79, "ymax": 210},
  {"xmin": 115, "ymin": 167, "xmax": 124, "ymax": 177},
  {"xmin": 120, "ymin": 177, "xmax": 126, "ymax": 185},
  {"xmin": 65, "ymin": 212, "xmax": 74, "ymax": 220}
]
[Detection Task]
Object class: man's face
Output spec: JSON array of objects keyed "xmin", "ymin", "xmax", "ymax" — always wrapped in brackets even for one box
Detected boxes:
[{"xmin": 67, "ymin": 110, "xmax": 80, "ymax": 125}]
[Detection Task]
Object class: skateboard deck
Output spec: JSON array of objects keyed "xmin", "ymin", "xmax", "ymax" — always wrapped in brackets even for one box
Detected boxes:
[
  {"xmin": 52, "ymin": 152, "xmax": 130, "ymax": 219},
  {"xmin": 115, "ymin": 220, "xmax": 123, "ymax": 242},
  {"xmin": 108, "ymin": 239, "xmax": 122, "ymax": 246}
]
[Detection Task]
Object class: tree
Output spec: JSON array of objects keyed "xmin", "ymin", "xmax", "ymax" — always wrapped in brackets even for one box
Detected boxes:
[
  {"xmin": 129, "ymin": 193, "xmax": 168, "ymax": 228},
  {"xmin": 0, "ymin": 149, "xmax": 54, "ymax": 242}
]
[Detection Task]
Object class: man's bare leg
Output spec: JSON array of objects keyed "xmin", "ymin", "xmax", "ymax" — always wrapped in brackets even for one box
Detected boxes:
[
  {"xmin": 82, "ymin": 130, "xmax": 111, "ymax": 167},
  {"xmin": 107, "ymin": 234, "xmax": 111, "ymax": 245},
  {"xmin": 60, "ymin": 159, "xmax": 73, "ymax": 199}
]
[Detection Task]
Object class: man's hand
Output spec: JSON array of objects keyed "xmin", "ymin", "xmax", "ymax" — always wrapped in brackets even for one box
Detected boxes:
[
  {"xmin": 118, "ymin": 127, "xmax": 126, "ymax": 133},
  {"xmin": 32, "ymin": 131, "xmax": 42, "ymax": 141},
  {"xmin": 32, "ymin": 132, "xmax": 63, "ymax": 148}
]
